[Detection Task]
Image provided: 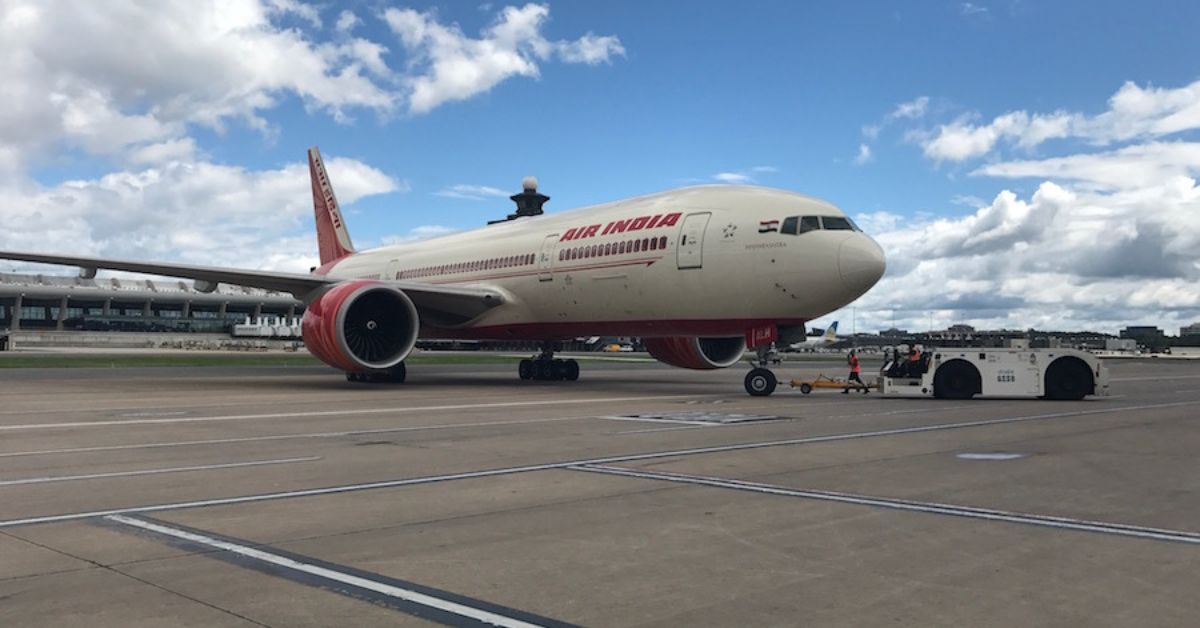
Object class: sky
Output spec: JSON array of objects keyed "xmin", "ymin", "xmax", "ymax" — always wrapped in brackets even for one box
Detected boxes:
[{"xmin": 2, "ymin": 0, "xmax": 1199, "ymax": 335}]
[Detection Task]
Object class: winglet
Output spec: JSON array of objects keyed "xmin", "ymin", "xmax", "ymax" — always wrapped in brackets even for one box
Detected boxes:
[{"xmin": 309, "ymin": 146, "xmax": 355, "ymax": 266}]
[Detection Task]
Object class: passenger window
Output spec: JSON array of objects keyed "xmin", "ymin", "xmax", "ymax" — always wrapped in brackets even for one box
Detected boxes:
[
  {"xmin": 821, "ymin": 216, "xmax": 854, "ymax": 231},
  {"xmin": 799, "ymin": 216, "xmax": 820, "ymax": 233},
  {"xmin": 659, "ymin": 236, "xmax": 668, "ymax": 249},
  {"xmin": 781, "ymin": 216, "xmax": 799, "ymax": 235}
]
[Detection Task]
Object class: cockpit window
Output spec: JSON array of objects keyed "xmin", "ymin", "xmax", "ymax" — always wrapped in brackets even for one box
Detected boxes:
[
  {"xmin": 820, "ymin": 216, "xmax": 854, "ymax": 231},
  {"xmin": 799, "ymin": 216, "xmax": 820, "ymax": 233},
  {"xmin": 781, "ymin": 216, "xmax": 799, "ymax": 235}
]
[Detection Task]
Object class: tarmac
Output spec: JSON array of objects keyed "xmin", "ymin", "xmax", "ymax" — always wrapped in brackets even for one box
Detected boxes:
[{"xmin": 0, "ymin": 357, "xmax": 1197, "ymax": 627}]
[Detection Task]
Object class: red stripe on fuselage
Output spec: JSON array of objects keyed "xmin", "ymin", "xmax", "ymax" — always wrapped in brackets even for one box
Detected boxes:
[{"xmin": 430, "ymin": 318, "xmax": 807, "ymax": 341}]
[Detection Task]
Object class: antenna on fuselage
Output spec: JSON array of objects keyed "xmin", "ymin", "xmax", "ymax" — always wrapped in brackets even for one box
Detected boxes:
[{"xmin": 489, "ymin": 176, "xmax": 549, "ymax": 224}]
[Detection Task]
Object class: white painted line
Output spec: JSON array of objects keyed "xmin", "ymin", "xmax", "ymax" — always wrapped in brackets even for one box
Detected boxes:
[
  {"xmin": 104, "ymin": 515, "xmax": 549, "ymax": 628},
  {"xmin": 0, "ymin": 402, "xmax": 966, "ymax": 460},
  {"xmin": 955, "ymin": 452, "xmax": 1027, "ymax": 461},
  {"xmin": 0, "ymin": 394, "xmax": 722, "ymax": 432},
  {"xmin": 2, "ymin": 399, "xmax": 1195, "ymax": 529},
  {"xmin": 0, "ymin": 457, "xmax": 321, "ymax": 487},
  {"xmin": 617, "ymin": 425, "xmax": 707, "ymax": 435},
  {"xmin": 1110, "ymin": 375, "xmax": 1200, "ymax": 382},
  {"xmin": 596, "ymin": 415, "xmax": 715, "ymax": 426},
  {"xmin": 572, "ymin": 465, "xmax": 1200, "ymax": 545},
  {"xmin": 0, "ymin": 416, "xmax": 588, "ymax": 460}
]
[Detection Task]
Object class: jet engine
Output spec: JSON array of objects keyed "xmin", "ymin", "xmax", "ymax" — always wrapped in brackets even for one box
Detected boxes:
[
  {"xmin": 301, "ymin": 280, "xmax": 419, "ymax": 373},
  {"xmin": 643, "ymin": 336, "xmax": 746, "ymax": 370}
]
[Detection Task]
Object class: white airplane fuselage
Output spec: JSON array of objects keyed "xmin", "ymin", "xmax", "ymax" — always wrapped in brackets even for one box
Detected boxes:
[{"xmin": 322, "ymin": 185, "xmax": 886, "ymax": 340}]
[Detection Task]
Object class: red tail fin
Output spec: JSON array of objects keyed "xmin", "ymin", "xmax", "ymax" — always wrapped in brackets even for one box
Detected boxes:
[{"xmin": 309, "ymin": 146, "xmax": 355, "ymax": 266}]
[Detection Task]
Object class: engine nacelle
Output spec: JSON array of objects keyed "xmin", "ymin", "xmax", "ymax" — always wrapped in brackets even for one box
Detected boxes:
[
  {"xmin": 643, "ymin": 336, "xmax": 746, "ymax": 370},
  {"xmin": 301, "ymin": 280, "xmax": 419, "ymax": 372}
]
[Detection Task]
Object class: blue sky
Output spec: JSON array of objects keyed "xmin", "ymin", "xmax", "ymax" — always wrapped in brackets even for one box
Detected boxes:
[{"xmin": 3, "ymin": 1, "xmax": 1200, "ymax": 333}]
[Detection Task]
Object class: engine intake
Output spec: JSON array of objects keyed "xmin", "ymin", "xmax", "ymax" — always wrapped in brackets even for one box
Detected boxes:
[
  {"xmin": 643, "ymin": 336, "xmax": 746, "ymax": 370},
  {"xmin": 302, "ymin": 280, "xmax": 419, "ymax": 372}
]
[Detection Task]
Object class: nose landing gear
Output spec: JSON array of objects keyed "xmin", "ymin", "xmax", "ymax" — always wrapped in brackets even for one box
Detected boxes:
[
  {"xmin": 744, "ymin": 344, "xmax": 779, "ymax": 396},
  {"xmin": 519, "ymin": 342, "xmax": 580, "ymax": 381}
]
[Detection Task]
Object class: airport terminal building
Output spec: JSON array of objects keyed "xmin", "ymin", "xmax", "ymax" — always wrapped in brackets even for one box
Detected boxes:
[{"xmin": 0, "ymin": 272, "xmax": 301, "ymax": 335}]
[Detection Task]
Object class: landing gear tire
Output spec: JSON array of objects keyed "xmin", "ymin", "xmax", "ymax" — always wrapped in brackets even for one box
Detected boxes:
[
  {"xmin": 563, "ymin": 359, "xmax": 580, "ymax": 381},
  {"xmin": 745, "ymin": 368, "xmax": 777, "ymax": 396},
  {"xmin": 346, "ymin": 363, "xmax": 407, "ymax": 384},
  {"xmin": 518, "ymin": 344, "xmax": 581, "ymax": 382},
  {"xmin": 385, "ymin": 363, "xmax": 406, "ymax": 383}
]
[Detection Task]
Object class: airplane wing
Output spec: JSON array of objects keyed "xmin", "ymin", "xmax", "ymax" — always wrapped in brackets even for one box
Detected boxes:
[{"xmin": 0, "ymin": 250, "xmax": 505, "ymax": 323}]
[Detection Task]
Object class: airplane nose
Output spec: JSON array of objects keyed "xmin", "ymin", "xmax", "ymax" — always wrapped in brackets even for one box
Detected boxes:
[{"xmin": 838, "ymin": 235, "xmax": 886, "ymax": 295}]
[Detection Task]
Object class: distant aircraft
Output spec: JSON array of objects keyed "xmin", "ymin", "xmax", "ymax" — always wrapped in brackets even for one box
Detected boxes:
[
  {"xmin": 0, "ymin": 147, "xmax": 886, "ymax": 395},
  {"xmin": 789, "ymin": 321, "xmax": 841, "ymax": 350}
]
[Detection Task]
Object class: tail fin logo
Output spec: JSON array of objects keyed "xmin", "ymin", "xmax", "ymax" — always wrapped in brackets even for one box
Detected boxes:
[{"xmin": 308, "ymin": 147, "xmax": 355, "ymax": 266}]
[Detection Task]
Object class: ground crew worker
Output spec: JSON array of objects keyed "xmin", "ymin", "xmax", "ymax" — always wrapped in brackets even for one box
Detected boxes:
[
  {"xmin": 843, "ymin": 349, "xmax": 866, "ymax": 393},
  {"xmin": 906, "ymin": 347, "xmax": 922, "ymax": 377}
]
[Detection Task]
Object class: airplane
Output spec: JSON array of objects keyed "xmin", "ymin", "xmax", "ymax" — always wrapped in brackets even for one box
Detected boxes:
[
  {"xmin": 788, "ymin": 321, "xmax": 840, "ymax": 350},
  {"xmin": 0, "ymin": 147, "xmax": 886, "ymax": 396}
]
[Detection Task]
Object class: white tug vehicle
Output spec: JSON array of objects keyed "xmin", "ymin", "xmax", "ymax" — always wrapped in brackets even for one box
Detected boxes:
[{"xmin": 880, "ymin": 347, "xmax": 1109, "ymax": 400}]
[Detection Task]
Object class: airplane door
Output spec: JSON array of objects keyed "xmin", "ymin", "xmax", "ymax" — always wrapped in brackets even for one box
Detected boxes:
[
  {"xmin": 386, "ymin": 258, "xmax": 401, "ymax": 280},
  {"xmin": 537, "ymin": 234, "xmax": 558, "ymax": 281},
  {"xmin": 677, "ymin": 212, "xmax": 711, "ymax": 269}
]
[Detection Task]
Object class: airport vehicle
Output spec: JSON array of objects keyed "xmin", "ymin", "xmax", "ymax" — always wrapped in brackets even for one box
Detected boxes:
[
  {"xmin": 0, "ymin": 148, "xmax": 886, "ymax": 392},
  {"xmin": 879, "ymin": 348, "xmax": 1108, "ymax": 400},
  {"xmin": 789, "ymin": 373, "xmax": 872, "ymax": 394},
  {"xmin": 787, "ymin": 321, "xmax": 840, "ymax": 350}
]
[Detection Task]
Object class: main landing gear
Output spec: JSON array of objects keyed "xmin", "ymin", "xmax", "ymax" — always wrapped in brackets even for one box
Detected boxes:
[
  {"xmin": 519, "ymin": 342, "xmax": 580, "ymax": 382},
  {"xmin": 744, "ymin": 344, "xmax": 778, "ymax": 397},
  {"xmin": 346, "ymin": 363, "xmax": 407, "ymax": 384}
]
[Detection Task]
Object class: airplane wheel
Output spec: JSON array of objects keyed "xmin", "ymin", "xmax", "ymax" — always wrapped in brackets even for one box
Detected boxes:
[
  {"xmin": 346, "ymin": 372, "xmax": 362, "ymax": 383},
  {"xmin": 386, "ymin": 363, "xmax": 406, "ymax": 383},
  {"xmin": 518, "ymin": 359, "xmax": 533, "ymax": 380},
  {"xmin": 564, "ymin": 359, "xmax": 580, "ymax": 381},
  {"xmin": 799, "ymin": 383, "xmax": 813, "ymax": 395},
  {"xmin": 531, "ymin": 360, "xmax": 548, "ymax": 381},
  {"xmin": 745, "ymin": 368, "xmax": 777, "ymax": 396},
  {"xmin": 550, "ymin": 359, "xmax": 566, "ymax": 381}
]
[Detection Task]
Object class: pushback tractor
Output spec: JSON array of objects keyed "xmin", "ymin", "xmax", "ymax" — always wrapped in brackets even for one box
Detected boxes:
[{"xmin": 879, "ymin": 348, "xmax": 1109, "ymax": 400}]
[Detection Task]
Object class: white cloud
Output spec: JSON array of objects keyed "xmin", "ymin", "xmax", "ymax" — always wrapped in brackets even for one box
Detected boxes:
[
  {"xmin": 435, "ymin": 184, "xmax": 511, "ymax": 200},
  {"xmin": 380, "ymin": 225, "xmax": 459, "ymax": 245},
  {"xmin": 0, "ymin": 1, "xmax": 625, "ymax": 178},
  {"xmin": 0, "ymin": 156, "xmax": 399, "ymax": 273},
  {"xmin": 335, "ymin": 10, "xmax": 360, "ymax": 33},
  {"xmin": 383, "ymin": 3, "xmax": 624, "ymax": 114},
  {"xmin": 713, "ymin": 172, "xmax": 753, "ymax": 184},
  {"xmin": 849, "ymin": 168, "xmax": 1200, "ymax": 332},
  {"xmin": 0, "ymin": 0, "xmax": 398, "ymax": 176},
  {"xmin": 974, "ymin": 141, "xmax": 1200, "ymax": 190},
  {"xmin": 919, "ymin": 79, "xmax": 1200, "ymax": 162},
  {"xmin": 127, "ymin": 138, "xmax": 200, "ymax": 165},
  {"xmin": 889, "ymin": 96, "xmax": 930, "ymax": 120},
  {"xmin": 960, "ymin": 3, "xmax": 989, "ymax": 17},
  {"xmin": 854, "ymin": 143, "xmax": 873, "ymax": 165}
]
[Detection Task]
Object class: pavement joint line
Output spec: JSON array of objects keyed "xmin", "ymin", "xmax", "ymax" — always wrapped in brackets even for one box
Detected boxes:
[
  {"xmin": 1109, "ymin": 375, "xmax": 1200, "ymax": 381},
  {"xmin": 569, "ymin": 464, "xmax": 1200, "ymax": 546},
  {"xmin": 0, "ymin": 402, "xmax": 982, "ymax": 460},
  {"xmin": 0, "ymin": 457, "xmax": 322, "ymax": 487},
  {"xmin": 0, "ymin": 416, "xmax": 594, "ymax": 460},
  {"xmin": 0, "ymin": 399, "xmax": 1195, "ymax": 529},
  {"xmin": 102, "ymin": 514, "xmax": 576, "ymax": 628},
  {"xmin": 0, "ymin": 393, "xmax": 727, "ymax": 432}
]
